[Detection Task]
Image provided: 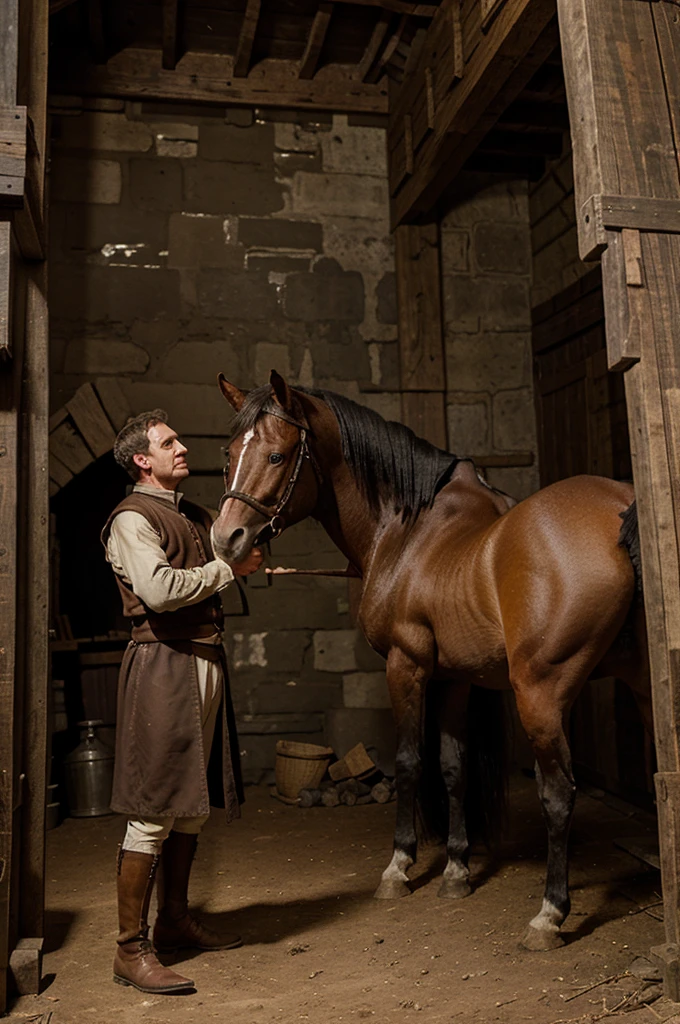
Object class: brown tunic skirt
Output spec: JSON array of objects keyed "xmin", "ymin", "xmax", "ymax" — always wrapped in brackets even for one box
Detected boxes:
[{"xmin": 111, "ymin": 640, "xmax": 243, "ymax": 820}]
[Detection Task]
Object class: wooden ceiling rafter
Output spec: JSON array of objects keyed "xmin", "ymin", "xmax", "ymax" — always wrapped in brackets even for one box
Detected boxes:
[
  {"xmin": 354, "ymin": 11, "xmax": 393, "ymax": 82},
  {"xmin": 299, "ymin": 2, "xmax": 334, "ymax": 80},
  {"xmin": 233, "ymin": 0, "xmax": 261, "ymax": 77}
]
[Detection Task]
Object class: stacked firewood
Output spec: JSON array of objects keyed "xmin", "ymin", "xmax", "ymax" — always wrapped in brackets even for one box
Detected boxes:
[{"xmin": 297, "ymin": 742, "xmax": 395, "ymax": 808}]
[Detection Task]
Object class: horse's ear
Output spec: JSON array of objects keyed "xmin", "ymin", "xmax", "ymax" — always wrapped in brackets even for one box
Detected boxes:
[
  {"xmin": 270, "ymin": 369, "xmax": 293, "ymax": 413},
  {"xmin": 218, "ymin": 372, "xmax": 246, "ymax": 411}
]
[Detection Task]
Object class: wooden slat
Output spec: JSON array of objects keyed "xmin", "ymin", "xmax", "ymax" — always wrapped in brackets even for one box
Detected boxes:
[
  {"xmin": 401, "ymin": 391, "xmax": 447, "ymax": 448},
  {"xmin": 396, "ymin": 222, "xmax": 445, "ymax": 392},
  {"xmin": 0, "ymin": 107, "xmax": 26, "ymax": 180},
  {"xmin": 355, "ymin": 12, "xmax": 392, "ymax": 83},
  {"xmin": 49, "ymin": 48, "xmax": 389, "ymax": 115},
  {"xmin": 162, "ymin": 0, "xmax": 181, "ymax": 71},
  {"xmin": 0, "ymin": 222, "xmax": 10, "ymax": 358},
  {"xmin": 48, "ymin": 452, "xmax": 73, "ymax": 489},
  {"xmin": 580, "ymin": 194, "xmax": 680, "ymax": 261},
  {"xmin": 233, "ymin": 0, "xmax": 261, "ymax": 78},
  {"xmin": 389, "ymin": 0, "xmax": 556, "ymax": 222},
  {"xmin": 334, "ymin": 0, "xmax": 437, "ymax": 13},
  {"xmin": 93, "ymin": 377, "xmax": 132, "ymax": 432},
  {"xmin": 0, "ymin": 0, "xmax": 18, "ymax": 107},
  {"xmin": 65, "ymin": 381, "xmax": 116, "ymax": 458},
  {"xmin": 299, "ymin": 3, "xmax": 334, "ymax": 80},
  {"xmin": 49, "ymin": 419, "xmax": 94, "ymax": 475}
]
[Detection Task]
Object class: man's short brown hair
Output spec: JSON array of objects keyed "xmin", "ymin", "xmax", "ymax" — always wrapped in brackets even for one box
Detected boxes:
[{"xmin": 113, "ymin": 409, "xmax": 168, "ymax": 481}]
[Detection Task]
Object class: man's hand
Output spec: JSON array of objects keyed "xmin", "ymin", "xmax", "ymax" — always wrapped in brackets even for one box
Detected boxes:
[{"xmin": 231, "ymin": 547, "xmax": 264, "ymax": 577}]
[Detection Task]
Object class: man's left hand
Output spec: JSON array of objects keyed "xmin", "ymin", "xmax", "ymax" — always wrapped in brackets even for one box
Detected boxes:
[{"xmin": 231, "ymin": 547, "xmax": 264, "ymax": 576}]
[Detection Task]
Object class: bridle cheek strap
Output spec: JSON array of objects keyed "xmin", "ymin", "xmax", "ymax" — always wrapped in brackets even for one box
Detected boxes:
[{"xmin": 219, "ymin": 425, "xmax": 313, "ymax": 540}]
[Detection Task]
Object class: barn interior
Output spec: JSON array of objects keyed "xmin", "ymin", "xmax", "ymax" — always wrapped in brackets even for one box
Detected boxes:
[{"xmin": 2, "ymin": 0, "xmax": 678, "ymax": 1020}]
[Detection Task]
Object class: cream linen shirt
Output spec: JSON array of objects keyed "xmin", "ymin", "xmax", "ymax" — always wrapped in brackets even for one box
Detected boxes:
[{"xmin": 105, "ymin": 483, "xmax": 234, "ymax": 628}]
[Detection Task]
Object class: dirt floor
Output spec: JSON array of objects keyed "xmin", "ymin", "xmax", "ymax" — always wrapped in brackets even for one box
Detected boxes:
[{"xmin": 9, "ymin": 774, "xmax": 679, "ymax": 1024}]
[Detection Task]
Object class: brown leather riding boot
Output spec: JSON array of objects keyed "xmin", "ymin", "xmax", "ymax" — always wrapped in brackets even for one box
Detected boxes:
[
  {"xmin": 153, "ymin": 831, "xmax": 242, "ymax": 953},
  {"xmin": 113, "ymin": 846, "xmax": 195, "ymax": 993}
]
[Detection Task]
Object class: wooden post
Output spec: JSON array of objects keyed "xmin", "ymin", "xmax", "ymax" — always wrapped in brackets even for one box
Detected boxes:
[
  {"xmin": 559, "ymin": 0, "xmax": 680, "ymax": 998},
  {"xmin": 395, "ymin": 222, "xmax": 447, "ymax": 447}
]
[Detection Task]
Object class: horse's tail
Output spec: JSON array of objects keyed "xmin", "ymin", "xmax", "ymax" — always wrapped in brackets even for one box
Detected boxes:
[
  {"xmin": 618, "ymin": 499, "xmax": 643, "ymax": 594},
  {"xmin": 417, "ymin": 683, "xmax": 509, "ymax": 847}
]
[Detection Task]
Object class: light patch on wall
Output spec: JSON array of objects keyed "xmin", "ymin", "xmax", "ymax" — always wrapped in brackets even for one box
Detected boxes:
[
  {"xmin": 232, "ymin": 632, "xmax": 268, "ymax": 668},
  {"xmin": 101, "ymin": 241, "xmax": 148, "ymax": 260},
  {"xmin": 297, "ymin": 348, "xmax": 314, "ymax": 387},
  {"xmin": 368, "ymin": 343, "xmax": 381, "ymax": 386},
  {"xmin": 223, "ymin": 217, "xmax": 238, "ymax": 245}
]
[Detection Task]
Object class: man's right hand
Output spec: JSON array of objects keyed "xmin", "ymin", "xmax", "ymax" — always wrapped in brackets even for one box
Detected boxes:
[{"xmin": 231, "ymin": 547, "xmax": 264, "ymax": 577}]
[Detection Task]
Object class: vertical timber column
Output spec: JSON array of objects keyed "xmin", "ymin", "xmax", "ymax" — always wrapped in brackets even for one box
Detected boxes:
[
  {"xmin": 395, "ymin": 223, "xmax": 447, "ymax": 447},
  {"xmin": 559, "ymin": 0, "xmax": 680, "ymax": 998}
]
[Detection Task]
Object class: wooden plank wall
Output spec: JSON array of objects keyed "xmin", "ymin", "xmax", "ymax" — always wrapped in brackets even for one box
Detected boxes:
[{"xmin": 0, "ymin": 0, "xmax": 49, "ymax": 1008}]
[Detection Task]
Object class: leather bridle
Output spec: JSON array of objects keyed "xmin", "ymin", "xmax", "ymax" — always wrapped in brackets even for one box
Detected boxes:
[{"xmin": 219, "ymin": 401, "xmax": 320, "ymax": 540}]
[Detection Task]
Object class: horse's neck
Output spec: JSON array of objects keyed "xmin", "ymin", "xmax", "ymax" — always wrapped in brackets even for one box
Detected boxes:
[{"xmin": 315, "ymin": 465, "xmax": 380, "ymax": 572}]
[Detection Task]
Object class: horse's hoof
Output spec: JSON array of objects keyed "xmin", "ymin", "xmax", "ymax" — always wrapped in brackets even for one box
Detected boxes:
[
  {"xmin": 437, "ymin": 878, "xmax": 471, "ymax": 900},
  {"xmin": 520, "ymin": 925, "xmax": 565, "ymax": 952},
  {"xmin": 374, "ymin": 879, "xmax": 411, "ymax": 900}
]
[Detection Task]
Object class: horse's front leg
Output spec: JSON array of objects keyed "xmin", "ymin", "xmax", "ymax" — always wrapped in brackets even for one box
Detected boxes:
[
  {"xmin": 438, "ymin": 682, "xmax": 472, "ymax": 900},
  {"xmin": 374, "ymin": 647, "xmax": 429, "ymax": 900}
]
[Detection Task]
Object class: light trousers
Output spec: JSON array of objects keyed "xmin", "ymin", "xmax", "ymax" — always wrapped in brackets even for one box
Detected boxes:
[{"xmin": 122, "ymin": 655, "xmax": 223, "ymax": 855}]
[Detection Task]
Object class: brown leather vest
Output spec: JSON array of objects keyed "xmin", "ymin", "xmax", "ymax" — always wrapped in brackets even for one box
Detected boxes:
[{"xmin": 101, "ymin": 491, "xmax": 224, "ymax": 643}]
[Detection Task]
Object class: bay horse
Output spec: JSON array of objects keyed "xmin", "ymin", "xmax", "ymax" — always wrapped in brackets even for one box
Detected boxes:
[{"xmin": 211, "ymin": 370, "xmax": 650, "ymax": 952}]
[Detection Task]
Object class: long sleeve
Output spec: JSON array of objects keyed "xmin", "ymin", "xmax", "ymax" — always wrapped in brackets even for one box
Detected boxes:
[{"xmin": 107, "ymin": 510, "xmax": 234, "ymax": 613}]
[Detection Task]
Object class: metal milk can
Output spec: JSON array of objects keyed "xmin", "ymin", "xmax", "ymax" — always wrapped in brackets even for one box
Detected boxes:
[{"xmin": 63, "ymin": 720, "xmax": 114, "ymax": 817}]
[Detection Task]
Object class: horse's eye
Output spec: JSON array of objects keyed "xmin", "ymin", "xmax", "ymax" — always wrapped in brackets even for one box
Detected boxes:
[{"xmin": 269, "ymin": 453, "xmax": 284, "ymax": 465}]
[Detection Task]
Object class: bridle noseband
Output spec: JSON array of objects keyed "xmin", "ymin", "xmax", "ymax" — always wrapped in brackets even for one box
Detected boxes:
[{"xmin": 219, "ymin": 401, "xmax": 320, "ymax": 540}]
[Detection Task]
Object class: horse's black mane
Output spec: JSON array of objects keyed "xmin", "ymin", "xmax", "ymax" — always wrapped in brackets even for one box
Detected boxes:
[{"xmin": 231, "ymin": 384, "xmax": 460, "ymax": 521}]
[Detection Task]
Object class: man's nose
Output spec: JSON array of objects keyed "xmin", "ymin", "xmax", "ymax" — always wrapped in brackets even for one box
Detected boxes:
[{"xmin": 176, "ymin": 441, "xmax": 188, "ymax": 455}]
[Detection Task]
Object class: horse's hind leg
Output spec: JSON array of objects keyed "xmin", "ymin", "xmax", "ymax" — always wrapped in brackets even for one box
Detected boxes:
[
  {"xmin": 438, "ymin": 683, "xmax": 472, "ymax": 899},
  {"xmin": 514, "ymin": 677, "xmax": 577, "ymax": 951},
  {"xmin": 375, "ymin": 647, "xmax": 430, "ymax": 900}
]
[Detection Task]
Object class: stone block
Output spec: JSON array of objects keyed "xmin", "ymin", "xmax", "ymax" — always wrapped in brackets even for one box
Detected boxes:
[
  {"xmin": 240, "ymin": 582, "xmax": 350, "ymax": 630},
  {"xmin": 157, "ymin": 139, "xmax": 198, "ymax": 158},
  {"xmin": 168, "ymin": 213, "xmax": 245, "ymax": 269},
  {"xmin": 238, "ymin": 218, "xmax": 323, "ymax": 251},
  {"xmin": 199, "ymin": 122, "xmax": 274, "ymax": 166},
  {"xmin": 284, "ymin": 267, "xmax": 364, "ymax": 323},
  {"xmin": 275, "ymin": 151, "xmax": 322, "ymax": 177},
  {"xmin": 368, "ymin": 341, "xmax": 399, "ymax": 390},
  {"xmin": 441, "ymin": 228, "xmax": 470, "ymax": 272},
  {"xmin": 376, "ymin": 271, "xmax": 397, "ymax": 324},
  {"xmin": 9, "ymin": 937, "xmax": 43, "ymax": 996},
  {"xmin": 492, "ymin": 388, "xmax": 537, "ymax": 450},
  {"xmin": 274, "ymin": 122, "xmax": 321, "ymax": 154},
  {"xmin": 324, "ymin": 708, "xmax": 396, "ymax": 773},
  {"xmin": 50, "ymin": 157, "xmax": 122, "ymax": 205},
  {"xmin": 53, "ymin": 111, "xmax": 153, "ymax": 152},
  {"xmin": 130, "ymin": 159, "xmax": 183, "ymax": 210},
  {"xmin": 355, "ymin": 632, "xmax": 385, "ymax": 671},
  {"xmin": 473, "ymin": 222, "xmax": 531, "ymax": 275},
  {"xmin": 440, "ymin": 179, "xmax": 529, "ymax": 229},
  {"xmin": 226, "ymin": 108, "xmax": 254, "ymax": 127},
  {"xmin": 197, "ymin": 269, "xmax": 279, "ymax": 320},
  {"xmin": 447, "ymin": 397, "xmax": 490, "ymax": 454},
  {"xmin": 64, "ymin": 338, "xmax": 149, "ymax": 375},
  {"xmin": 320, "ymin": 118, "xmax": 388, "ymax": 176},
  {"xmin": 362, "ymin": 391, "xmax": 401, "ymax": 421},
  {"xmin": 125, "ymin": 382, "xmax": 231, "ymax": 435},
  {"xmin": 272, "ymin": 519, "xmax": 339, "ymax": 558},
  {"xmin": 251, "ymin": 681, "xmax": 342, "ymax": 714},
  {"xmin": 49, "ymin": 264, "xmax": 181, "ymax": 322},
  {"xmin": 151, "ymin": 122, "xmax": 199, "ymax": 142},
  {"xmin": 254, "ymin": 342, "xmax": 291, "ymax": 382},
  {"xmin": 342, "ymin": 671, "xmax": 390, "ymax": 709},
  {"xmin": 159, "ymin": 340, "xmax": 242, "ymax": 384},
  {"xmin": 184, "ymin": 164, "xmax": 284, "ymax": 216},
  {"xmin": 263, "ymin": 630, "xmax": 312, "ymax": 674},
  {"xmin": 58, "ymin": 204, "xmax": 168, "ymax": 263},
  {"xmin": 290, "ymin": 172, "xmax": 388, "ymax": 221},
  {"xmin": 314, "ymin": 629, "xmax": 358, "ymax": 672},
  {"xmin": 486, "ymin": 465, "xmax": 539, "ymax": 502},
  {"xmin": 246, "ymin": 254, "xmax": 312, "ymax": 274},
  {"xmin": 445, "ymin": 331, "xmax": 530, "ymax": 393}
]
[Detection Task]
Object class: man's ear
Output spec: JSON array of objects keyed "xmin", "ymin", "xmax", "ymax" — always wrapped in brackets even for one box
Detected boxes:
[
  {"xmin": 133, "ymin": 452, "xmax": 151, "ymax": 473},
  {"xmin": 270, "ymin": 369, "xmax": 293, "ymax": 413},
  {"xmin": 218, "ymin": 372, "xmax": 247, "ymax": 411}
]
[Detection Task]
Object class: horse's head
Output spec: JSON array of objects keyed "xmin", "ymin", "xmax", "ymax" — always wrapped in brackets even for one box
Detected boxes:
[{"xmin": 211, "ymin": 370, "xmax": 321, "ymax": 564}]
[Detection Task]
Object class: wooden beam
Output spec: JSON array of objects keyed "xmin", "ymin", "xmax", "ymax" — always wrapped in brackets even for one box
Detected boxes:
[
  {"xmin": 233, "ymin": 0, "xmax": 261, "ymax": 78},
  {"xmin": 162, "ymin": 0, "xmax": 181, "ymax": 71},
  {"xmin": 299, "ymin": 3, "xmax": 334, "ymax": 81},
  {"xmin": 369, "ymin": 14, "xmax": 408, "ymax": 84},
  {"xmin": 388, "ymin": 0, "xmax": 556, "ymax": 225},
  {"xmin": 333, "ymin": 0, "xmax": 437, "ymax": 15},
  {"xmin": 49, "ymin": 47, "xmax": 389, "ymax": 114},
  {"xmin": 355, "ymin": 12, "xmax": 392, "ymax": 83},
  {"xmin": 558, "ymin": 0, "xmax": 680, "ymax": 997}
]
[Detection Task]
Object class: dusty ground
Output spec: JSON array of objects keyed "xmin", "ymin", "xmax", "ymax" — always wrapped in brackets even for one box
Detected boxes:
[{"xmin": 10, "ymin": 775, "xmax": 678, "ymax": 1024}]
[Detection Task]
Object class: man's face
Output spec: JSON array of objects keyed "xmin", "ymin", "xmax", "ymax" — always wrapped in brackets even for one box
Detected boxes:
[{"xmin": 133, "ymin": 422, "xmax": 189, "ymax": 490}]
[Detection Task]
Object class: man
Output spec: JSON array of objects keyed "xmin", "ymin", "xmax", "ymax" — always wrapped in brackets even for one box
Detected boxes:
[{"xmin": 101, "ymin": 409, "xmax": 262, "ymax": 995}]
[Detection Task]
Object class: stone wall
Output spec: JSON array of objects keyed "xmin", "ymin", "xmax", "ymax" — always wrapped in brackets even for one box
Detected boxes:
[
  {"xmin": 441, "ymin": 176, "xmax": 539, "ymax": 500},
  {"xmin": 47, "ymin": 98, "xmax": 397, "ymax": 781},
  {"xmin": 529, "ymin": 141, "xmax": 592, "ymax": 309}
]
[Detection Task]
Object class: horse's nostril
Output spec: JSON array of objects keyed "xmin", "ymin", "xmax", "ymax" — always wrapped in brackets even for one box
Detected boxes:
[{"xmin": 229, "ymin": 527, "xmax": 244, "ymax": 545}]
